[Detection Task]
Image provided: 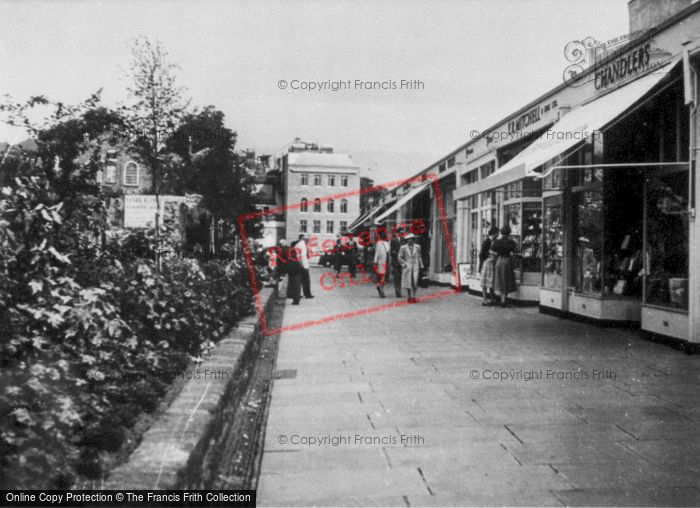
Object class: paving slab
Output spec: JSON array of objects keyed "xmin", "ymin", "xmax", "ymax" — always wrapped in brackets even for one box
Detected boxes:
[{"xmin": 256, "ymin": 267, "xmax": 700, "ymax": 506}]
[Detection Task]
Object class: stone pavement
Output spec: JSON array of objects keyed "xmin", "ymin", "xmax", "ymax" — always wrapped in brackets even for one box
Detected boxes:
[{"xmin": 257, "ymin": 266, "xmax": 700, "ymax": 507}]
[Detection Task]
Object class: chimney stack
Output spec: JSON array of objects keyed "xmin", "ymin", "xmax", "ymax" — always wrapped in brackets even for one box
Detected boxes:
[{"xmin": 628, "ymin": 0, "xmax": 697, "ymax": 33}]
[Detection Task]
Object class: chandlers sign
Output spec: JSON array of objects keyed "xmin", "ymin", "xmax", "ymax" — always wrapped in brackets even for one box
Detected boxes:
[
  {"xmin": 594, "ymin": 38, "xmax": 651, "ymax": 90},
  {"xmin": 507, "ymin": 105, "xmax": 542, "ymax": 135}
]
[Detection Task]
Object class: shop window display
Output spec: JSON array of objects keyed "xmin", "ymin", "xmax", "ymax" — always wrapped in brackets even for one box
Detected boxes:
[
  {"xmin": 543, "ymin": 167, "xmax": 563, "ymax": 192},
  {"xmin": 480, "ymin": 191, "xmax": 498, "ymax": 234},
  {"xmin": 504, "ymin": 203, "xmax": 522, "ymax": 245},
  {"xmin": 542, "ymin": 195, "xmax": 563, "ymax": 289},
  {"xmin": 521, "ymin": 202, "xmax": 542, "ymax": 272},
  {"xmin": 644, "ymin": 169, "xmax": 689, "ymax": 309},
  {"xmin": 469, "ymin": 207, "xmax": 479, "ymax": 274},
  {"xmin": 504, "ymin": 203, "xmax": 522, "ymax": 281},
  {"xmin": 572, "ymin": 190, "xmax": 603, "ymax": 294},
  {"xmin": 602, "ymin": 169, "xmax": 644, "ymax": 298}
]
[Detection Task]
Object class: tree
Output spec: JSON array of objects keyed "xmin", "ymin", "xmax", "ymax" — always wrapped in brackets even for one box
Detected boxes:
[
  {"xmin": 0, "ymin": 92, "xmax": 108, "ymax": 192},
  {"xmin": 167, "ymin": 107, "xmax": 261, "ymax": 255},
  {"xmin": 120, "ymin": 36, "xmax": 190, "ymax": 268}
]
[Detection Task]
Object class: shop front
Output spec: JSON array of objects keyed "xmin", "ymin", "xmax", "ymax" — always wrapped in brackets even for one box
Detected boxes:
[
  {"xmin": 500, "ymin": 57, "xmax": 691, "ymax": 337},
  {"xmin": 454, "ymin": 128, "xmax": 555, "ymax": 302}
]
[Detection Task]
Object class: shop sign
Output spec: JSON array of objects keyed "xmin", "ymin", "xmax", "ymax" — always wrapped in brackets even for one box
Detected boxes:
[
  {"xmin": 507, "ymin": 106, "xmax": 541, "ymax": 135},
  {"xmin": 594, "ymin": 38, "xmax": 652, "ymax": 90},
  {"xmin": 562, "ymin": 31, "xmax": 667, "ymax": 91},
  {"xmin": 123, "ymin": 194, "xmax": 187, "ymax": 228},
  {"xmin": 457, "ymin": 262, "xmax": 471, "ymax": 286}
]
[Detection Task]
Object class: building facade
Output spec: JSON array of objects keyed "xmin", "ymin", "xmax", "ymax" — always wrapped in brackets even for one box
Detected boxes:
[
  {"xmin": 354, "ymin": 0, "xmax": 700, "ymax": 349},
  {"xmin": 279, "ymin": 140, "xmax": 360, "ymax": 245}
]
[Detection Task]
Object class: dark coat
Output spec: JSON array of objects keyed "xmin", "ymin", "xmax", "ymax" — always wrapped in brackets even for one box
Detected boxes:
[{"xmin": 479, "ymin": 236, "xmax": 492, "ymax": 271}]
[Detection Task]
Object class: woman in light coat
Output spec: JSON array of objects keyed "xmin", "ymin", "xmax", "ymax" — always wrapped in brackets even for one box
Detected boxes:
[
  {"xmin": 398, "ymin": 233, "xmax": 423, "ymax": 303},
  {"xmin": 373, "ymin": 231, "xmax": 390, "ymax": 298}
]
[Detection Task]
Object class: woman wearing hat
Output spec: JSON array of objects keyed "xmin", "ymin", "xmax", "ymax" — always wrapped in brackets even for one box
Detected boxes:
[
  {"xmin": 398, "ymin": 233, "xmax": 423, "ymax": 303},
  {"xmin": 492, "ymin": 225, "xmax": 518, "ymax": 307}
]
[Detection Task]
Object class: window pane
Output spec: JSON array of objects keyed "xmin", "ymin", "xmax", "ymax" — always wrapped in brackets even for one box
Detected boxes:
[
  {"xmin": 543, "ymin": 195, "xmax": 563, "ymax": 289},
  {"xmin": 644, "ymin": 169, "xmax": 689, "ymax": 308},
  {"xmin": 521, "ymin": 202, "xmax": 542, "ymax": 272},
  {"xmin": 469, "ymin": 210, "xmax": 479, "ymax": 274},
  {"xmin": 572, "ymin": 190, "xmax": 603, "ymax": 294},
  {"xmin": 105, "ymin": 164, "xmax": 116, "ymax": 183},
  {"xmin": 326, "ymin": 220, "xmax": 334, "ymax": 234},
  {"xmin": 602, "ymin": 169, "xmax": 643, "ymax": 297},
  {"xmin": 124, "ymin": 162, "xmax": 138, "ymax": 186}
]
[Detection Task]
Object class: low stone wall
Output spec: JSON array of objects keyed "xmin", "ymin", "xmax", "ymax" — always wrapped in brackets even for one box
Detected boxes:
[{"xmin": 104, "ymin": 287, "xmax": 276, "ymax": 489}]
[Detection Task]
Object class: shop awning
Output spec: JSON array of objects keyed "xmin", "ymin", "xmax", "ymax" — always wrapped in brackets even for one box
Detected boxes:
[
  {"xmin": 460, "ymin": 59, "xmax": 679, "ymax": 197},
  {"xmin": 374, "ymin": 179, "xmax": 432, "ymax": 224},
  {"xmin": 349, "ymin": 200, "xmax": 393, "ymax": 231},
  {"xmin": 348, "ymin": 209, "xmax": 374, "ymax": 232}
]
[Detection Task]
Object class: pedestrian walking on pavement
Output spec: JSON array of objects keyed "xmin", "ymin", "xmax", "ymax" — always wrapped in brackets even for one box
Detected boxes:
[
  {"xmin": 492, "ymin": 225, "xmax": 518, "ymax": 307},
  {"xmin": 345, "ymin": 237, "xmax": 358, "ymax": 278},
  {"xmin": 480, "ymin": 226, "xmax": 499, "ymax": 305},
  {"xmin": 333, "ymin": 237, "xmax": 346, "ymax": 276},
  {"xmin": 373, "ymin": 231, "xmax": 390, "ymax": 298},
  {"xmin": 479, "ymin": 226, "xmax": 500, "ymax": 272},
  {"xmin": 390, "ymin": 230, "xmax": 403, "ymax": 297},
  {"xmin": 295, "ymin": 234, "xmax": 314, "ymax": 299},
  {"xmin": 398, "ymin": 233, "xmax": 423, "ymax": 304},
  {"xmin": 286, "ymin": 243, "xmax": 303, "ymax": 305},
  {"xmin": 481, "ymin": 248, "xmax": 497, "ymax": 306}
]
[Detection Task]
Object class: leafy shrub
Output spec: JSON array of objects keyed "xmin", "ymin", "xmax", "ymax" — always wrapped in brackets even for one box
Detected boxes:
[{"xmin": 0, "ymin": 176, "xmax": 254, "ymax": 488}]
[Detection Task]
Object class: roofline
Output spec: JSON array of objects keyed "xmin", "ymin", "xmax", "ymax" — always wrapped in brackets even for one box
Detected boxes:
[
  {"xmin": 288, "ymin": 165, "xmax": 359, "ymax": 170},
  {"xmin": 398, "ymin": 1, "xmax": 700, "ymax": 184}
]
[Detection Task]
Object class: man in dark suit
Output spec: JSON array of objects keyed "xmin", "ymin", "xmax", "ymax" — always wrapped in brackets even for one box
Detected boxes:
[
  {"xmin": 286, "ymin": 243, "xmax": 303, "ymax": 305},
  {"xmin": 390, "ymin": 230, "xmax": 404, "ymax": 297},
  {"xmin": 345, "ymin": 237, "xmax": 358, "ymax": 278}
]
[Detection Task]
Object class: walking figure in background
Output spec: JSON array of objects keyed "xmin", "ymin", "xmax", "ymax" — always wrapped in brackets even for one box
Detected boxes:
[
  {"xmin": 481, "ymin": 248, "xmax": 497, "ymax": 306},
  {"xmin": 286, "ymin": 243, "xmax": 303, "ymax": 305},
  {"xmin": 295, "ymin": 233, "xmax": 314, "ymax": 299},
  {"xmin": 399, "ymin": 233, "xmax": 423, "ymax": 304},
  {"xmin": 333, "ymin": 237, "xmax": 346, "ymax": 276},
  {"xmin": 345, "ymin": 236, "xmax": 358, "ymax": 278},
  {"xmin": 492, "ymin": 225, "xmax": 518, "ymax": 308},
  {"xmin": 373, "ymin": 230, "xmax": 390, "ymax": 298},
  {"xmin": 479, "ymin": 226, "xmax": 499, "ymax": 305},
  {"xmin": 390, "ymin": 230, "xmax": 403, "ymax": 297}
]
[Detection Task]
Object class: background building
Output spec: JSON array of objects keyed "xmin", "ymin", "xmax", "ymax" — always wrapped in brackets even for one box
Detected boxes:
[{"xmin": 278, "ymin": 138, "xmax": 360, "ymax": 244}]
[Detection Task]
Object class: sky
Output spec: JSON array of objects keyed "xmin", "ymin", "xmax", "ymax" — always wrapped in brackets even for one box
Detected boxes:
[{"xmin": 0, "ymin": 0, "xmax": 630, "ymax": 183}]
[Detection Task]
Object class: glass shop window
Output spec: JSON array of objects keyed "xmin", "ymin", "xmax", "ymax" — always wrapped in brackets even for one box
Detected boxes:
[
  {"xmin": 644, "ymin": 168, "xmax": 689, "ymax": 309},
  {"xmin": 521, "ymin": 202, "xmax": 542, "ymax": 273},
  {"xmin": 571, "ymin": 190, "xmax": 604, "ymax": 294},
  {"xmin": 542, "ymin": 195, "xmax": 564, "ymax": 289},
  {"xmin": 601, "ymin": 169, "xmax": 644, "ymax": 298}
]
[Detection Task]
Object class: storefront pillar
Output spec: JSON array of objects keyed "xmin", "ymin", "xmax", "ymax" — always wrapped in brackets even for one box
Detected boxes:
[
  {"xmin": 689, "ymin": 98, "xmax": 700, "ymax": 343},
  {"xmin": 686, "ymin": 53, "xmax": 700, "ymax": 344},
  {"xmin": 689, "ymin": 166, "xmax": 699, "ymax": 344}
]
